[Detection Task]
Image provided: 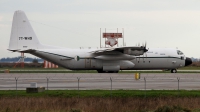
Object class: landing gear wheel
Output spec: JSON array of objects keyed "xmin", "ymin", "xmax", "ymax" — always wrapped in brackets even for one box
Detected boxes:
[
  {"xmin": 97, "ymin": 70, "xmax": 104, "ymax": 73},
  {"xmin": 171, "ymin": 69, "xmax": 177, "ymax": 73},
  {"xmin": 108, "ymin": 71, "xmax": 119, "ymax": 73},
  {"xmin": 97, "ymin": 70, "xmax": 119, "ymax": 73}
]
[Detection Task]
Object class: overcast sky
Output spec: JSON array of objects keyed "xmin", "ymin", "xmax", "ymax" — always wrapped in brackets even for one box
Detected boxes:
[{"xmin": 1, "ymin": 0, "xmax": 200, "ymax": 58}]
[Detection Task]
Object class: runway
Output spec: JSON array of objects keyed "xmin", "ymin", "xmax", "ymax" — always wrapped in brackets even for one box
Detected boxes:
[{"xmin": 0, "ymin": 73, "xmax": 200, "ymax": 90}]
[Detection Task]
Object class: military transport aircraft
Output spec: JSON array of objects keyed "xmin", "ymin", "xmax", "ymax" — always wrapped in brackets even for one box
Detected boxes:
[{"xmin": 8, "ymin": 10, "xmax": 192, "ymax": 73}]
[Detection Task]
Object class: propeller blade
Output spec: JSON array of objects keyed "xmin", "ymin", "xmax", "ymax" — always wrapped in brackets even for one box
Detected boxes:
[
  {"xmin": 139, "ymin": 55, "xmax": 140, "ymax": 61},
  {"xmin": 144, "ymin": 41, "xmax": 148, "ymax": 52},
  {"xmin": 143, "ymin": 54, "xmax": 144, "ymax": 61},
  {"xmin": 145, "ymin": 52, "xmax": 147, "ymax": 60}
]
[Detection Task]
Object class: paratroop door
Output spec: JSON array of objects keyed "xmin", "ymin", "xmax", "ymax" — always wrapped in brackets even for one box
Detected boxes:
[{"xmin": 85, "ymin": 59, "xmax": 91, "ymax": 68}]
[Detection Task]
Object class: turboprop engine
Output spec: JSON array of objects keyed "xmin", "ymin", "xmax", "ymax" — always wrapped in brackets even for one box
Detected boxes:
[{"xmin": 124, "ymin": 48, "xmax": 145, "ymax": 56}]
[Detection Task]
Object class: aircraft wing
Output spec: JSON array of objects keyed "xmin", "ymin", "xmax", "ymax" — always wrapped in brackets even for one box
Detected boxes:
[{"xmin": 90, "ymin": 46, "xmax": 148, "ymax": 56}]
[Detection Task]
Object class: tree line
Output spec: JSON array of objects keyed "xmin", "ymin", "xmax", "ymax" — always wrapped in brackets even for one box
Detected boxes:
[{"xmin": 0, "ymin": 57, "xmax": 43, "ymax": 63}]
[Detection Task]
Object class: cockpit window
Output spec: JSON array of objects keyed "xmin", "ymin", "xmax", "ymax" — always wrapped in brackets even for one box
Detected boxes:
[{"xmin": 177, "ymin": 50, "xmax": 184, "ymax": 55}]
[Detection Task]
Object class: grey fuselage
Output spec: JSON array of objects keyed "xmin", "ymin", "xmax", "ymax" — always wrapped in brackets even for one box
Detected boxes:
[{"xmin": 30, "ymin": 48, "xmax": 187, "ymax": 71}]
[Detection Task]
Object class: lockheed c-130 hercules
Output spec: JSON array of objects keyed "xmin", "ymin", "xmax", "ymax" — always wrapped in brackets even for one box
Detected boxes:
[{"xmin": 8, "ymin": 10, "xmax": 192, "ymax": 73}]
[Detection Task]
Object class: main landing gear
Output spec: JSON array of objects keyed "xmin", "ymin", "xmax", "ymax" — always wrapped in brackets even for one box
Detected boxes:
[{"xmin": 171, "ymin": 69, "xmax": 177, "ymax": 73}]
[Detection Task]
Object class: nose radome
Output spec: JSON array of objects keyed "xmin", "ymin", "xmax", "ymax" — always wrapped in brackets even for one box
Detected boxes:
[{"xmin": 185, "ymin": 57, "xmax": 192, "ymax": 66}]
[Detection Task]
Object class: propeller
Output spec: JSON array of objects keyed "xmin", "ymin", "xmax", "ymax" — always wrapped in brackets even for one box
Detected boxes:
[
  {"xmin": 135, "ymin": 41, "xmax": 148, "ymax": 61},
  {"xmin": 143, "ymin": 42, "xmax": 148, "ymax": 60},
  {"xmin": 139, "ymin": 55, "xmax": 140, "ymax": 61},
  {"xmin": 143, "ymin": 53, "xmax": 144, "ymax": 61},
  {"xmin": 144, "ymin": 41, "xmax": 148, "ymax": 52}
]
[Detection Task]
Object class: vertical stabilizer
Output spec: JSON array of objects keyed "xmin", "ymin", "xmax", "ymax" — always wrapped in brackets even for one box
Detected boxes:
[{"xmin": 9, "ymin": 10, "xmax": 41, "ymax": 51}]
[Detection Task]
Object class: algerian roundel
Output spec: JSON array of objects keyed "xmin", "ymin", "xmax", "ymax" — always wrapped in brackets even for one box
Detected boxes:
[{"xmin": 74, "ymin": 55, "xmax": 80, "ymax": 61}]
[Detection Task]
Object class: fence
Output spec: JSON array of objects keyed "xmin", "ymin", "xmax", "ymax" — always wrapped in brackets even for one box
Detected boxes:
[{"xmin": 0, "ymin": 73, "xmax": 200, "ymax": 90}]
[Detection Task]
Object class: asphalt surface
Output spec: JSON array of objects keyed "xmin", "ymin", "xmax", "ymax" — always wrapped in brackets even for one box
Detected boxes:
[{"xmin": 0, "ymin": 73, "xmax": 200, "ymax": 90}]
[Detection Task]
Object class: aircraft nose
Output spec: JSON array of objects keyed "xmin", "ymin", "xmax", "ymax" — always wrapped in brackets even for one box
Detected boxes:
[{"xmin": 185, "ymin": 57, "xmax": 192, "ymax": 66}]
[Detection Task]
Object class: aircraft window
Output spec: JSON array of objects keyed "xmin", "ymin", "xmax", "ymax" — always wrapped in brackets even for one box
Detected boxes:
[{"xmin": 177, "ymin": 50, "xmax": 184, "ymax": 55}]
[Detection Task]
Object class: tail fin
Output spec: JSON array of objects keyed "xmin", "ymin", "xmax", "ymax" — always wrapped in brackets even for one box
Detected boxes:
[{"xmin": 8, "ymin": 10, "xmax": 41, "ymax": 51}]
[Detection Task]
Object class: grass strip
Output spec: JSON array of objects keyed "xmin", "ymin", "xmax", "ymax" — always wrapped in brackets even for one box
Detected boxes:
[{"xmin": 1, "ymin": 90, "xmax": 200, "ymax": 98}]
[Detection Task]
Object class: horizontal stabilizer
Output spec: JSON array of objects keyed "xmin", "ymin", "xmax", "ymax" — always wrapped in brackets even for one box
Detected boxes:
[{"xmin": 7, "ymin": 49, "xmax": 36, "ymax": 53}]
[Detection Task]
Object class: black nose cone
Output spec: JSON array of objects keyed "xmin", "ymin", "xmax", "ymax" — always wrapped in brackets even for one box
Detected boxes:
[{"xmin": 185, "ymin": 57, "xmax": 192, "ymax": 66}]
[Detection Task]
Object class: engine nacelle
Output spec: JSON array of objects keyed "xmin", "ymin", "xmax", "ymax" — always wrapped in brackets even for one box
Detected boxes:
[{"xmin": 124, "ymin": 49, "xmax": 145, "ymax": 56}]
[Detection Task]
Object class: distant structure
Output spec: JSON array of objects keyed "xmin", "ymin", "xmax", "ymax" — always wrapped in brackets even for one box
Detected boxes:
[
  {"xmin": 13, "ymin": 52, "xmax": 25, "ymax": 68},
  {"xmin": 43, "ymin": 60, "xmax": 58, "ymax": 68},
  {"xmin": 100, "ymin": 28, "xmax": 125, "ymax": 48}
]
